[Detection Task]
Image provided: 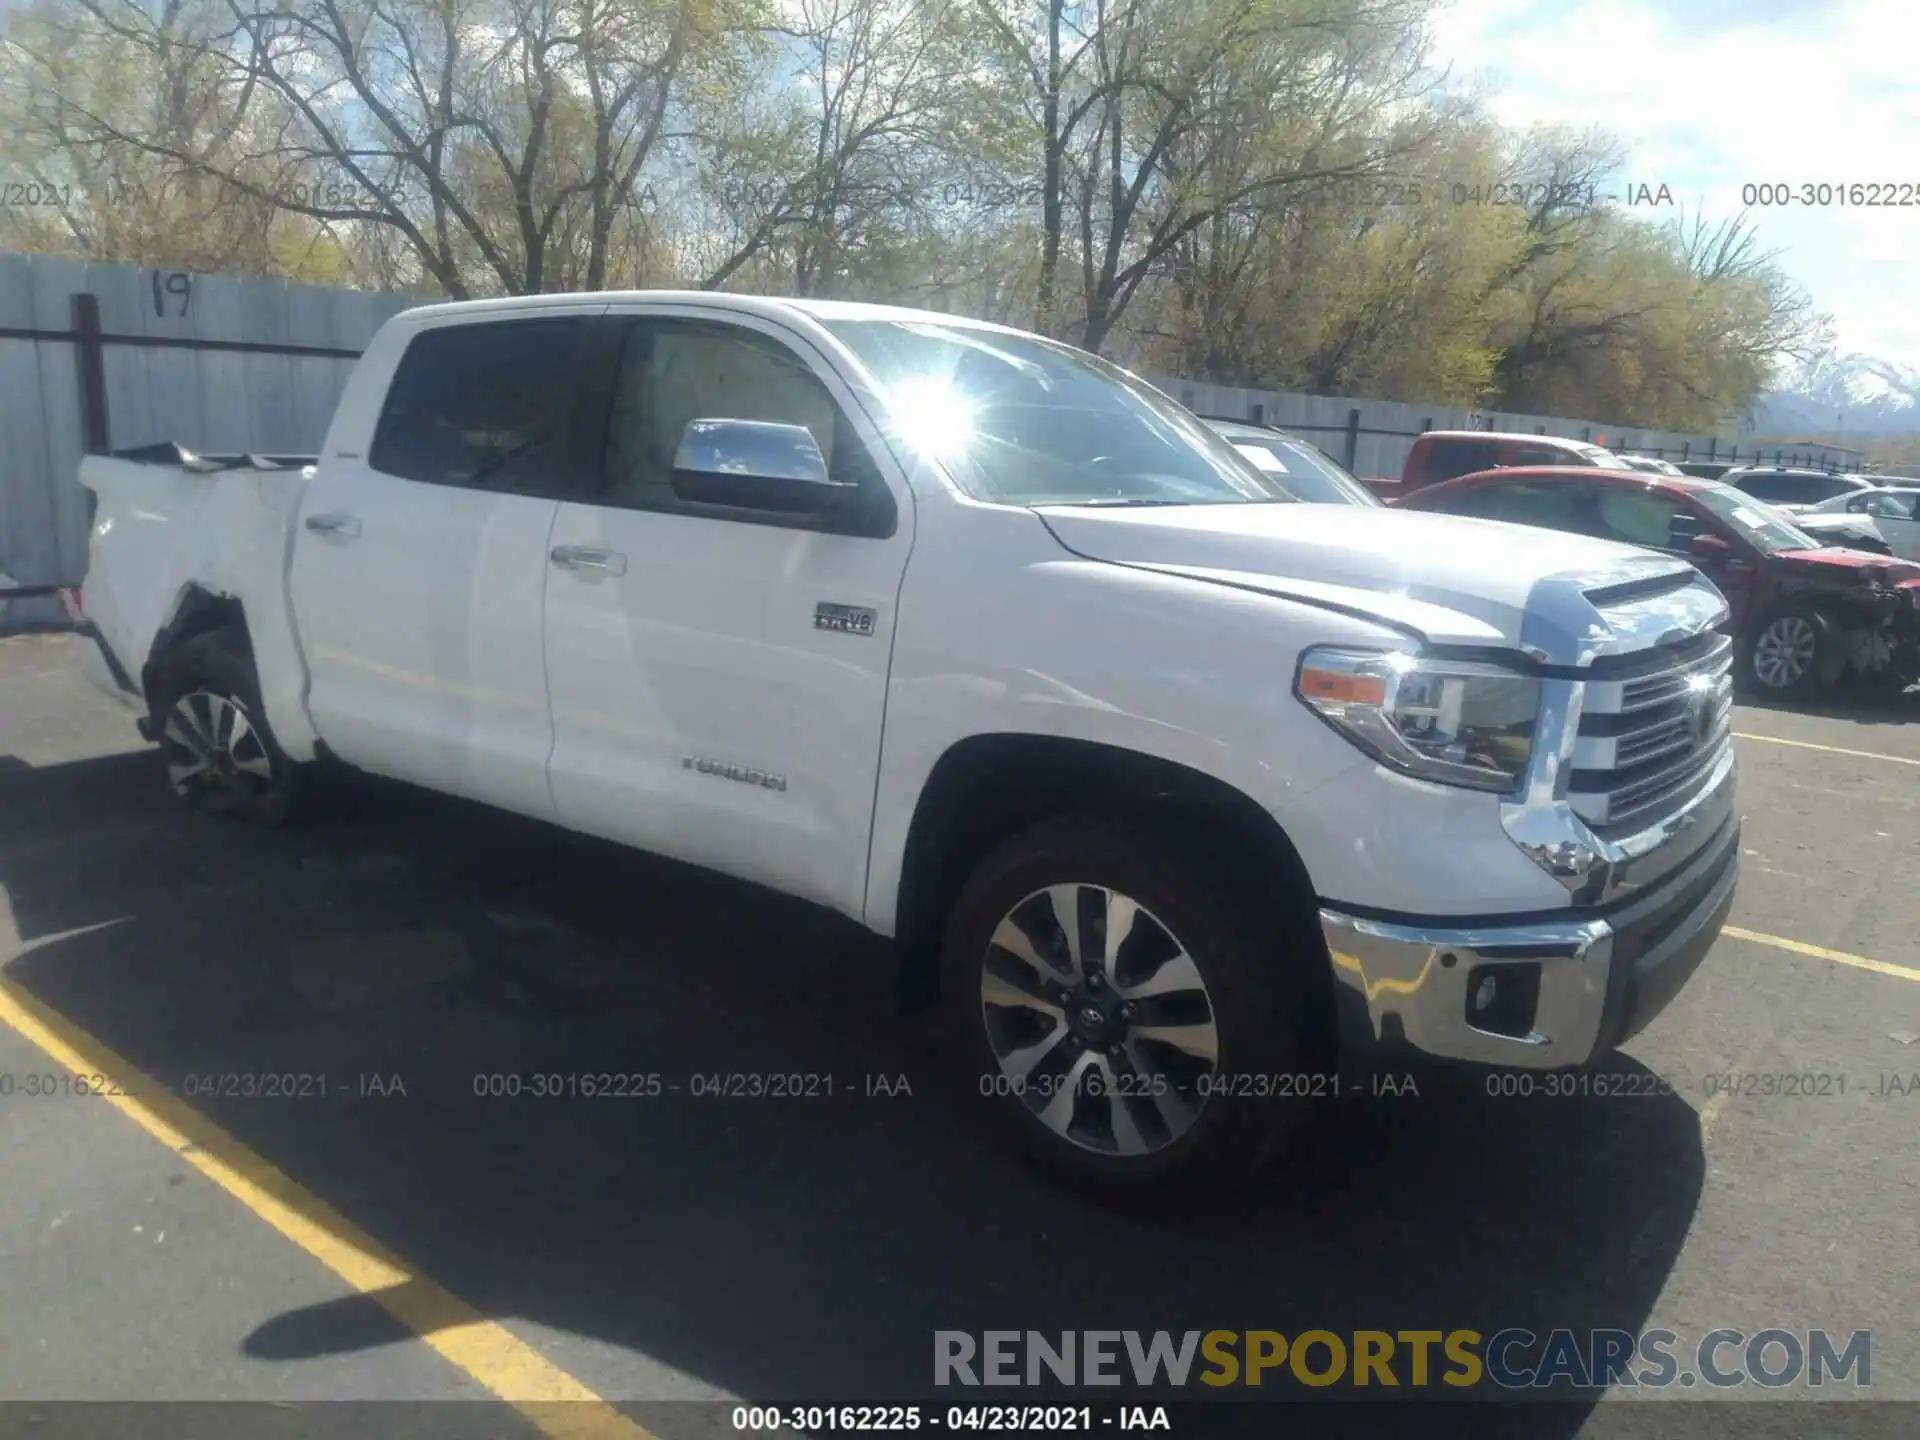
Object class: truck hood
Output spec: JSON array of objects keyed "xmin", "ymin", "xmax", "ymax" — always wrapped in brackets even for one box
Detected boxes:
[{"xmin": 1034, "ymin": 502, "xmax": 1710, "ymax": 655}]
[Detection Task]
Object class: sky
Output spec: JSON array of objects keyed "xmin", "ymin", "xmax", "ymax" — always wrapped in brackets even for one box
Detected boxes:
[{"xmin": 1428, "ymin": 0, "xmax": 1920, "ymax": 374}]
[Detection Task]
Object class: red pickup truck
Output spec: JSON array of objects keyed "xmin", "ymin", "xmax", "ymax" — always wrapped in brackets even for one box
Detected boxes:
[{"xmin": 1366, "ymin": 431, "xmax": 1635, "ymax": 499}]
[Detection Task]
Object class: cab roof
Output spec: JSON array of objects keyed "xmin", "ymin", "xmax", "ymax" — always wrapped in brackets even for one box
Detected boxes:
[{"xmin": 393, "ymin": 290, "xmax": 1032, "ymax": 337}]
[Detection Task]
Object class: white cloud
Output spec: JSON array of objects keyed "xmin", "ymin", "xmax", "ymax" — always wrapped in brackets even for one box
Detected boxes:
[{"xmin": 1429, "ymin": 0, "xmax": 1920, "ymax": 369}]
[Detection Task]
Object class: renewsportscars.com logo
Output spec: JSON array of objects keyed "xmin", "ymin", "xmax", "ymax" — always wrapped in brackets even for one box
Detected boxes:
[{"xmin": 934, "ymin": 1329, "xmax": 1872, "ymax": 1391}]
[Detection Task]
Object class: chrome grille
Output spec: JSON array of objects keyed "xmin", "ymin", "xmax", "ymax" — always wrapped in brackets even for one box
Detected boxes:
[{"xmin": 1569, "ymin": 631, "xmax": 1733, "ymax": 832}]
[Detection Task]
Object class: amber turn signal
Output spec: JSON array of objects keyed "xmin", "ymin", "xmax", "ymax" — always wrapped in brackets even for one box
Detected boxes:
[{"xmin": 1297, "ymin": 667, "xmax": 1388, "ymax": 706}]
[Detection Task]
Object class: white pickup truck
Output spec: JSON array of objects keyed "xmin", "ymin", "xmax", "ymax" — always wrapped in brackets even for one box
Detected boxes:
[{"xmin": 74, "ymin": 292, "xmax": 1739, "ymax": 1199}]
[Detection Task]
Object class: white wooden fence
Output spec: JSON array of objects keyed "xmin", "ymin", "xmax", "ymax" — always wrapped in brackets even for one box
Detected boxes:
[{"xmin": 0, "ymin": 253, "xmax": 417, "ymax": 629}]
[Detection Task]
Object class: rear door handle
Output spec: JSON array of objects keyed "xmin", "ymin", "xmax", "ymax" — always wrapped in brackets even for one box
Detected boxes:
[
  {"xmin": 305, "ymin": 512, "xmax": 361, "ymax": 538},
  {"xmin": 550, "ymin": 545, "xmax": 628, "ymax": 576}
]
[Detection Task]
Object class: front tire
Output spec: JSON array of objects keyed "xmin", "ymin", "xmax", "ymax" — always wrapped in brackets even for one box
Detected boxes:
[
  {"xmin": 1742, "ymin": 606, "xmax": 1845, "ymax": 700},
  {"xmin": 940, "ymin": 814, "xmax": 1327, "ymax": 1203},
  {"xmin": 149, "ymin": 628, "xmax": 306, "ymax": 825}
]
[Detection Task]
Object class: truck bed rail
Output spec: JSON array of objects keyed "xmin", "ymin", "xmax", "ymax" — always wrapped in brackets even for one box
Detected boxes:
[{"xmin": 109, "ymin": 442, "xmax": 319, "ymax": 472}]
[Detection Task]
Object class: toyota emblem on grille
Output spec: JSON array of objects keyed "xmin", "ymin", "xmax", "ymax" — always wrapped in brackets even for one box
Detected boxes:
[{"xmin": 1685, "ymin": 685, "xmax": 1715, "ymax": 745}]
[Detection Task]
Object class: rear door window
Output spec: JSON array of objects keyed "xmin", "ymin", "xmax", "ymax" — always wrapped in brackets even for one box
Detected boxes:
[{"xmin": 370, "ymin": 318, "xmax": 597, "ymax": 497}]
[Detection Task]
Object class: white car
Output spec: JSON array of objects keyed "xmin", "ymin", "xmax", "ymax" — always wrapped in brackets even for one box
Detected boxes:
[
  {"xmin": 71, "ymin": 291, "xmax": 1739, "ymax": 1200},
  {"xmin": 1773, "ymin": 508, "xmax": 1890, "ymax": 554},
  {"xmin": 1797, "ymin": 487, "xmax": 1920, "ymax": 560},
  {"xmin": 1203, "ymin": 419, "xmax": 1381, "ymax": 505}
]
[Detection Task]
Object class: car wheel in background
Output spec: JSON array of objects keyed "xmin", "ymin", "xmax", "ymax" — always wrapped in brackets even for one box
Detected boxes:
[{"xmin": 1741, "ymin": 606, "xmax": 1846, "ymax": 700}]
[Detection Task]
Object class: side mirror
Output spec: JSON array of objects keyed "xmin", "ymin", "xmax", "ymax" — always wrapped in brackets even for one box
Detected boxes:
[
  {"xmin": 1690, "ymin": 532, "xmax": 1732, "ymax": 560},
  {"xmin": 669, "ymin": 418, "xmax": 857, "ymax": 515}
]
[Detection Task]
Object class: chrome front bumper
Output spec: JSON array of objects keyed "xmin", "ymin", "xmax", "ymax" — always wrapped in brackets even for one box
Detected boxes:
[
  {"xmin": 1319, "ymin": 560, "xmax": 1740, "ymax": 1069},
  {"xmin": 1321, "ymin": 763, "xmax": 1739, "ymax": 1069}
]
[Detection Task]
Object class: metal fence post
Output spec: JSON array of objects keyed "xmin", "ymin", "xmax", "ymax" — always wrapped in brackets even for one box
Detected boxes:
[
  {"xmin": 71, "ymin": 292, "xmax": 111, "ymax": 454},
  {"xmin": 1343, "ymin": 408, "xmax": 1360, "ymax": 469}
]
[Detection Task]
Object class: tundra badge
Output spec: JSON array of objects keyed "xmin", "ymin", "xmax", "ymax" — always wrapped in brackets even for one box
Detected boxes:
[
  {"xmin": 815, "ymin": 602, "xmax": 877, "ymax": 636},
  {"xmin": 683, "ymin": 756, "xmax": 787, "ymax": 792}
]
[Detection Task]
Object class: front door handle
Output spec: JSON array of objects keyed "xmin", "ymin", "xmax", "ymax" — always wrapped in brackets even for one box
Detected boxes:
[
  {"xmin": 550, "ymin": 545, "xmax": 628, "ymax": 576},
  {"xmin": 305, "ymin": 512, "xmax": 361, "ymax": 538}
]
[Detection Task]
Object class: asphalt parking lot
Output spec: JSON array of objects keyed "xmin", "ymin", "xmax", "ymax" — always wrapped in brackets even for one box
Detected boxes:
[{"xmin": 2, "ymin": 630, "xmax": 1918, "ymax": 1439}]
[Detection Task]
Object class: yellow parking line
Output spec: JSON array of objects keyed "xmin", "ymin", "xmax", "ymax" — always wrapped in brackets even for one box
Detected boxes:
[
  {"xmin": 1734, "ymin": 732, "xmax": 1920, "ymax": 767},
  {"xmin": 0, "ymin": 976, "xmax": 656, "ymax": 1440},
  {"xmin": 1721, "ymin": 926, "xmax": 1920, "ymax": 983}
]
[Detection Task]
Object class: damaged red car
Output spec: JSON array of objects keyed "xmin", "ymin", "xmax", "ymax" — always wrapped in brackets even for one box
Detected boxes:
[{"xmin": 1396, "ymin": 466, "xmax": 1920, "ymax": 700}]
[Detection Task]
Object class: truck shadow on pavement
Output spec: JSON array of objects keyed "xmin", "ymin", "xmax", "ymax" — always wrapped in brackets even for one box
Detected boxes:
[{"xmin": 0, "ymin": 751, "xmax": 1706, "ymax": 1433}]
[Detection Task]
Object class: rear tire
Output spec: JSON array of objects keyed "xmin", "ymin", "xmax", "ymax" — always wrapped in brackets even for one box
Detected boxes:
[
  {"xmin": 1741, "ymin": 606, "xmax": 1845, "ymax": 700},
  {"xmin": 940, "ymin": 813, "xmax": 1329, "ymax": 1205},
  {"xmin": 149, "ymin": 628, "xmax": 307, "ymax": 825}
]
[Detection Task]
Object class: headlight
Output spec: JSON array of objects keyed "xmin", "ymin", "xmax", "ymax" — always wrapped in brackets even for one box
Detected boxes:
[{"xmin": 1295, "ymin": 647, "xmax": 1540, "ymax": 793}]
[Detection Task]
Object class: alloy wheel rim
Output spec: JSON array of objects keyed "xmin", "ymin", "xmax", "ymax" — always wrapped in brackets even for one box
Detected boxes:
[
  {"xmin": 163, "ymin": 689, "xmax": 276, "ymax": 798},
  {"xmin": 1753, "ymin": 617, "xmax": 1817, "ymax": 689},
  {"xmin": 979, "ymin": 883, "xmax": 1218, "ymax": 1156}
]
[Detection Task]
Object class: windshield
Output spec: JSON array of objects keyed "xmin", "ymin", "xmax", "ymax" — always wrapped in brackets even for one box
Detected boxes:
[
  {"xmin": 1690, "ymin": 481, "xmax": 1821, "ymax": 553},
  {"xmin": 1223, "ymin": 434, "xmax": 1381, "ymax": 505},
  {"xmin": 823, "ymin": 319, "xmax": 1294, "ymax": 506}
]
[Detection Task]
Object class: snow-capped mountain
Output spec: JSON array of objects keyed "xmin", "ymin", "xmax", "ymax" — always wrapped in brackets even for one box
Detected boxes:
[{"xmin": 1744, "ymin": 351, "xmax": 1920, "ymax": 437}]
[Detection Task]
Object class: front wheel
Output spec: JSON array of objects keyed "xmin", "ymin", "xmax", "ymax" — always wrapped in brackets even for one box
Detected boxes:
[
  {"xmin": 940, "ymin": 814, "xmax": 1328, "ymax": 1203},
  {"xmin": 1742, "ymin": 607, "xmax": 1845, "ymax": 700}
]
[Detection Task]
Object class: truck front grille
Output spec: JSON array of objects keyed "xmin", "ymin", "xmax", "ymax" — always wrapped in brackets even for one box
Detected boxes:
[{"xmin": 1568, "ymin": 631, "xmax": 1733, "ymax": 834}]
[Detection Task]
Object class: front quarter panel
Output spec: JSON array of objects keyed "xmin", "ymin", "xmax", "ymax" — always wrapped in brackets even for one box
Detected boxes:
[{"xmin": 863, "ymin": 499, "xmax": 1579, "ymax": 937}]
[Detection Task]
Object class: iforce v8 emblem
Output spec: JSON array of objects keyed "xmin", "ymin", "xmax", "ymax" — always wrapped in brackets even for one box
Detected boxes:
[{"xmin": 815, "ymin": 602, "xmax": 877, "ymax": 636}]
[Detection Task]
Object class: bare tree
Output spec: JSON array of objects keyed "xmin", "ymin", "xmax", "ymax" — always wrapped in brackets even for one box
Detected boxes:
[
  {"xmin": 692, "ymin": 0, "xmax": 968, "ymax": 294},
  {"xmin": 970, "ymin": 0, "xmax": 1438, "ymax": 352},
  {"xmin": 33, "ymin": 0, "xmax": 748, "ymax": 295}
]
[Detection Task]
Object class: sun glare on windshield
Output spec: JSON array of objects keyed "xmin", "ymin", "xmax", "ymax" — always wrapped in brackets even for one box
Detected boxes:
[{"xmin": 886, "ymin": 375, "xmax": 978, "ymax": 460}]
